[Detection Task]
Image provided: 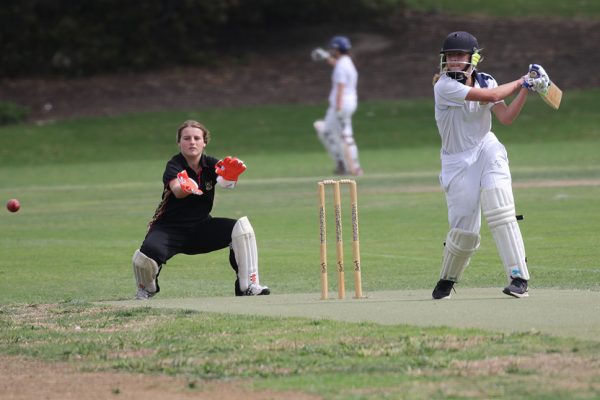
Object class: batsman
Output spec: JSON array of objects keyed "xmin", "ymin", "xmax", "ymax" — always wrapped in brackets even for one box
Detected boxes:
[
  {"xmin": 131, "ymin": 120, "xmax": 270, "ymax": 299},
  {"xmin": 311, "ymin": 35, "xmax": 362, "ymax": 176},
  {"xmin": 431, "ymin": 31, "xmax": 551, "ymax": 299}
]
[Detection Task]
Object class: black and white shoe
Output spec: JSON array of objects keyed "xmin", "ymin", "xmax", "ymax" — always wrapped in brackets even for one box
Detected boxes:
[
  {"xmin": 235, "ymin": 281, "xmax": 271, "ymax": 296},
  {"xmin": 432, "ymin": 279, "xmax": 455, "ymax": 300},
  {"xmin": 503, "ymin": 278, "xmax": 529, "ymax": 298}
]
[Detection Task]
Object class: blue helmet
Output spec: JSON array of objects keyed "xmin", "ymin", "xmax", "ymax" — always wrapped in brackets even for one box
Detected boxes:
[{"xmin": 329, "ymin": 35, "xmax": 351, "ymax": 53}]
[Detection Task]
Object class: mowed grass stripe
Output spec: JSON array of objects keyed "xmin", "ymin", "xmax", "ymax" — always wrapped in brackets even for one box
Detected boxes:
[{"xmin": 1, "ymin": 166, "xmax": 599, "ymax": 193}]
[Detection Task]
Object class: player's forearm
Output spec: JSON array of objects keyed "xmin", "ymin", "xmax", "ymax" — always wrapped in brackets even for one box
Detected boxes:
[
  {"xmin": 502, "ymin": 88, "xmax": 528, "ymax": 124},
  {"xmin": 466, "ymin": 79, "xmax": 522, "ymax": 103},
  {"xmin": 492, "ymin": 88, "xmax": 529, "ymax": 125},
  {"xmin": 169, "ymin": 179, "xmax": 190, "ymax": 198},
  {"xmin": 496, "ymin": 79, "xmax": 525, "ymax": 100}
]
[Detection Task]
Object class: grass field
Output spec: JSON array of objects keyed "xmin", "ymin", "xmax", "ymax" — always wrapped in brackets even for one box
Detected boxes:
[
  {"xmin": 1, "ymin": 89, "xmax": 600, "ymax": 398},
  {"xmin": 403, "ymin": 0, "xmax": 600, "ymax": 18}
]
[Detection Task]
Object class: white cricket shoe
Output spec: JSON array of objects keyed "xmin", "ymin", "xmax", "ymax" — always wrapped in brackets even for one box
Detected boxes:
[{"xmin": 135, "ymin": 288, "xmax": 156, "ymax": 300}]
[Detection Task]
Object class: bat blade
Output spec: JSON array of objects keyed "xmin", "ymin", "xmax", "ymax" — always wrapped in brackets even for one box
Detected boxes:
[
  {"xmin": 539, "ymin": 82, "xmax": 562, "ymax": 110},
  {"xmin": 529, "ymin": 69, "xmax": 562, "ymax": 110}
]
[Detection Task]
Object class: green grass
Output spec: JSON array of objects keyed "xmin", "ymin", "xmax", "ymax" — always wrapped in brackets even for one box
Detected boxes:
[
  {"xmin": 404, "ymin": 0, "xmax": 600, "ymax": 18},
  {"xmin": 1, "ymin": 90, "xmax": 600, "ymax": 398},
  {"xmin": 2, "ymin": 302, "xmax": 599, "ymax": 399},
  {"xmin": 2, "ymin": 89, "xmax": 599, "ymax": 167}
]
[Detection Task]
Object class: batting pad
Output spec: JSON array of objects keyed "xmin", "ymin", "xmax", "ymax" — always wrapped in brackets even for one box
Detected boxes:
[
  {"xmin": 313, "ymin": 119, "xmax": 326, "ymax": 136},
  {"xmin": 481, "ymin": 186, "xmax": 530, "ymax": 282},
  {"xmin": 232, "ymin": 216, "xmax": 259, "ymax": 291},
  {"xmin": 132, "ymin": 249, "xmax": 159, "ymax": 293},
  {"xmin": 315, "ymin": 119, "xmax": 341, "ymax": 163},
  {"xmin": 440, "ymin": 228, "xmax": 481, "ymax": 282}
]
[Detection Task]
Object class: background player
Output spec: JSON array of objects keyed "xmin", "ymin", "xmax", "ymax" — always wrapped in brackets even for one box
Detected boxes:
[
  {"xmin": 132, "ymin": 120, "xmax": 270, "ymax": 299},
  {"xmin": 313, "ymin": 35, "xmax": 362, "ymax": 176},
  {"xmin": 431, "ymin": 31, "xmax": 550, "ymax": 299}
]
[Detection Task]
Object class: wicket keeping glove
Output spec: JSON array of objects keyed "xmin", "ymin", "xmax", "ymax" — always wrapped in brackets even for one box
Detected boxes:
[
  {"xmin": 215, "ymin": 156, "xmax": 247, "ymax": 182},
  {"xmin": 176, "ymin": 170, "xmax": 203, "ymax": 195}
]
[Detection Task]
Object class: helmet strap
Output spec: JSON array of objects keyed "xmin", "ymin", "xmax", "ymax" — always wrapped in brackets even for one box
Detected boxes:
[{"xmin": 447, "ymin": 71, "xmax": 468, "ymax": 84}]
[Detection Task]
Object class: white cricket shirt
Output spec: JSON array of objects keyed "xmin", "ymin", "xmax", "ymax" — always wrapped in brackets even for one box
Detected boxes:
[
  {"xmin": 434, "ymin": 73, "xmax": 499, "ymax": 154},
  {"xmin": 328, "ymin": 55, "xmax": 358, "ymax": 108}
]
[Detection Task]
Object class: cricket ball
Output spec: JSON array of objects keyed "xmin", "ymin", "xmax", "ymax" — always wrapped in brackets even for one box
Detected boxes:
[{"xmin": 6, "ymin": 198, "xmax": 20, "ymax": 213}]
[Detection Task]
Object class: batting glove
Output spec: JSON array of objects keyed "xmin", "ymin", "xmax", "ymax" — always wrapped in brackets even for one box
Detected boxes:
[
  {"xmin": 215, "ymin": 156, "xmax": 247, "ymax": 182},
  {"xmin": 311, "ymin": 48, "xmax": 331, "ymax": 61},
  {"xmin": 529, "ymin": 64, "xmax": 550, "ymax": 92},
  {"xmin": 521, "ymin": 76, "xmax": 534, "ymax": 89},
  {"xmin": 530, "ymin": 75, "xmax": 550, "ymax": 94},
  {"xmin": 177, "ymin": 170, "xmax": 203, "ymax": 195},
  {"xmin": 528, "ymin": 64, "xmax": 548, "ymax": 79}
]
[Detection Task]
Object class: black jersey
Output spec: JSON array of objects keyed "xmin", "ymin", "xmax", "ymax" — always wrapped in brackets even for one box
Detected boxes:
[{"xmin": 148, "ymin": 153, "xmax": 219, "ymax": 228}]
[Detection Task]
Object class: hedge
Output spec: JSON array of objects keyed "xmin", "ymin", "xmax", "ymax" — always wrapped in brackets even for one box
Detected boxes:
[{"xmin": 0, "ymin": 0, "xmax": 403, "ymax": 77}]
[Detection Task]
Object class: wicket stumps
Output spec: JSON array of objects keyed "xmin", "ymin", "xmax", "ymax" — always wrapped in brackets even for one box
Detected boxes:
[{"xmin": 318, "ymin": 179, "xmax": 362, "ymax": 300}]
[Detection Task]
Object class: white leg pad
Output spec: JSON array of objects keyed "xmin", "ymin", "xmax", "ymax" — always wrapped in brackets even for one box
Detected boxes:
[
  {"xmin": 314, "ymin": 119, "xmax": 330, "ymax": 152},
  {"xmin": 314, "ymin": 119, "xmax": 326, "ymax": 136},
  {"xmin": 315, "ymin": 119, "xmax": 342, "ymax": 163},
  {"xmin": 232, "ymin": 216, "xmax": 259, "ymax": 291},
  {"xmin": 481, "ymin": 186, "xmax": 530, "ymax": 281},
  {"xmin": 440, "ymin": 228, "xmax": 480, "ymax": 282},
  {"xmin": 132, "ymin": 249, "xmax": 159, "ymax": 292}
]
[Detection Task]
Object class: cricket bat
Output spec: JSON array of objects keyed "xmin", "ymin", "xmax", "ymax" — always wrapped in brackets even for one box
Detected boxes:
[
  {"xmin": 539, "ymin": 82, "xmax": 562, "ymax": 110},
  {"xmin": 529, "ymin": 70, "xmax": 562, "ymax": 110}
]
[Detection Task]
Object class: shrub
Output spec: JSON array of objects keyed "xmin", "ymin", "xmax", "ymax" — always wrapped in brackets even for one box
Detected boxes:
[
  {"xmin": 0, "ymin": 0, "xmax": 404, "ymax": 78},
  {"xmin": 0, "ymin": 102, "xmax": 30, "ymax": 125}
]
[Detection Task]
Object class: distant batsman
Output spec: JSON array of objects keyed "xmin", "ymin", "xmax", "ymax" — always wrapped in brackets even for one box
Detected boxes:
[
  {"xmin": 131, "ymin": 120, "xmax": 270, "ymax": 299},
  {"xmin": 311, "ymin": 35, "xmax": 363, "ymax": 176}
]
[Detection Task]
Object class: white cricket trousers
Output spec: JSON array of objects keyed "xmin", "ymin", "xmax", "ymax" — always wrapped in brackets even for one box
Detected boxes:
[
  {"xmin": 323, "ymin": 101, "xmax": 360, "ymax": 171},
  {"xmin": 440, "ymin": 132, "xmax": 512, "ymax": 232}
]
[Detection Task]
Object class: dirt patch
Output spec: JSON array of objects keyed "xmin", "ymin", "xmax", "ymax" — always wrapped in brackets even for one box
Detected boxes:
[
  {"xmin": 451, "ymin": 353, "xmax": 600, "ymax": 378},
  {"xmin": 1, "ymin": 12, "xmax": 598, "ymax": 124},
  {"xmin": 450, "ymin": 353, "xmax": 600, "ymax": 392},
  {"xmin": 0, "ymin": 355, "xmax": 321, "ymax": 400},
  {"xmin": 0, "ymin": 305, "xmax": 321, "ymax": 400}
]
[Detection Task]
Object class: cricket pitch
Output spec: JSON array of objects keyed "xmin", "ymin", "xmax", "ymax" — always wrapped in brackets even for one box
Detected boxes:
[{"xmin": 102, "ymin": 288, "xmax": 600, "ymax": 341}]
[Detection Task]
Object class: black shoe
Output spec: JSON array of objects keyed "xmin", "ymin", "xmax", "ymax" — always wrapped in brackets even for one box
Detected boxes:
[
  {"xmin": 432, "ymin": 279, "xmax": 455, "ymax": 299},
  {"xmin": 234, "ymin": 280, "xmax": 243, "ymax": 296},
  {"xmin": 333, "ymin": 161, "xmax": 348, "ymax": 175},
  {"xmin": 503, "ymin": 278, "xmax": 529, "ymax": 298}
]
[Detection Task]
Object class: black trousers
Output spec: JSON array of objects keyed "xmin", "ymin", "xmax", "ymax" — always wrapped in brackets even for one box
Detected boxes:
[{"xmin": 140, "ymin": 217, "xmax": 238, "ymax": 272}]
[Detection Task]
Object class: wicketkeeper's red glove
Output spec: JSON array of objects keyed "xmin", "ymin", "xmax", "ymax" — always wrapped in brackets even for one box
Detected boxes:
[
  {"xmin": 176, "ymin": 170, "xmax": 203, "ymax": 195},
  {"xmin": 215, "ymin": 156, "xmax": 247, "ymax": 182}
]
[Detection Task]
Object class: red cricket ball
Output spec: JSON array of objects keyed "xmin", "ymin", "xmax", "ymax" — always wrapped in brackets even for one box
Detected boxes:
[{"xmin": 6, "ymin": 199, "xmax": 20, "ymax": 213}]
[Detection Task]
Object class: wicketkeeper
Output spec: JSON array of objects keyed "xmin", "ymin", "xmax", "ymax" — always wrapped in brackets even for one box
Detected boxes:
[
  {"xmin": 431, "ymin": 31, "xmax": 550, "ymax": 299},
  {"xmin": 132, "ymin": 120, "xmax": 270, "ymax": 299},
  {"xmin": 311, "ymin": 35, "xmax": 362, "ymax": 176}
]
